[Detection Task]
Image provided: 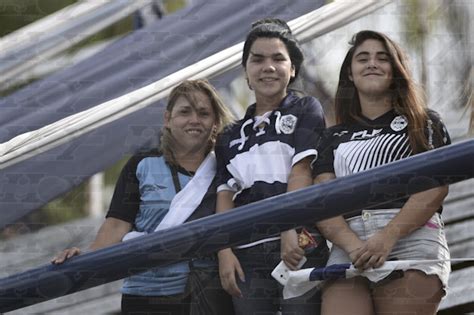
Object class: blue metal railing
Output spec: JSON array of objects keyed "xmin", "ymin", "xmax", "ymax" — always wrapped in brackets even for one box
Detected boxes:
[{"xmin": 0, "ymin": 139, "xmax": 472, "ymax": 312}]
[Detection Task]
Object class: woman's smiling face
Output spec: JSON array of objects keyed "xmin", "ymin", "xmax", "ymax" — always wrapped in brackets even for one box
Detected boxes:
[
  {"xmin": 349, "ymin": 39, "xmax": 393, "ymax": 98},
  {"xmin": 165, "ymin": 91, "xmax": 216, "ymax": 155},
  {"xmin": 245, "ymin": 37, "xmax": 295, "ymax": 101}
]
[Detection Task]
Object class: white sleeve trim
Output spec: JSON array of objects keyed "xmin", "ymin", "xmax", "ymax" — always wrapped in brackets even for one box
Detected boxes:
[
  {"xmin": 292, "ymin": 149, "xmax": 317, "ymax": 167},
  {"xmin": 217, "ymin": 179, "xmax": 239, "ymax": 193},
  {"xmin": 310, "ymin": 149, "xmax": 320, "ymax": 170}
]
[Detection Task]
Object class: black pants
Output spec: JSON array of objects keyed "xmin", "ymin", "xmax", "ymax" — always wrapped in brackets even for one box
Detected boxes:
[
  {"xmin": 121, "ymin": 293, "xmax": 190, "ymax": 315},
  {"xmin": 187, "ymin": 258, "xmax": 235, "ymax": 315},
  {"xmin": 121, "ymin": 258, "xmax": 234, "ymax": 315},
  {"xmin": 232, "ymin": 240, "xmax": 329, "ymax": 315}
]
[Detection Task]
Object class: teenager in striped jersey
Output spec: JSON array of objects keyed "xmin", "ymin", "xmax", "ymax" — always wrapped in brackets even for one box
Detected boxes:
[{"xmin": 313, "ymin": 30, "xmax": 451, "ymax": 315}]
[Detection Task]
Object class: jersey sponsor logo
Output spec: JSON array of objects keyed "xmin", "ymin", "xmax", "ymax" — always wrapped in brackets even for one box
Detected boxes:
[
  {"xmin": 350, "ymin": 128, "xmax": 382, "ymax": 140},
  {"xmin": 143, "ymin": 184, "xmax": 167, "ymax": 192},
  {"xmin": 390, "ymin": 115, "xmax": 408, "ymax": 131},
  {"xmin": 279, "ymin": 114, "xmax": 297, "ymax": 134}
]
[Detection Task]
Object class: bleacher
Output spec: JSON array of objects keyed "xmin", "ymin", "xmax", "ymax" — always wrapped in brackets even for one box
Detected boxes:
[{"xmin": 439, "ymin": 179, "xmax": 474, "ymax": 314}]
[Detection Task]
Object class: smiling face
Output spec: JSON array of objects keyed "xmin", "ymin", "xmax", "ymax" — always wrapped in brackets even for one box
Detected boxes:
[
  {"xmin": 349, "ymin": 39, "xmax": 393, "ymax": 98},
  {"xmin": 245, "ymin": 37, "xmax": 295, "ymax": 103},
  {"xmin": 164, "ymin": 91, "xmax": 216, "ymax": 156}
]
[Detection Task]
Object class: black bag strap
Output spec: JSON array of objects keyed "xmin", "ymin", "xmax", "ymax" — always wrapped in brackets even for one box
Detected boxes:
[{"xmin": 170, "ymin": 165, "xmax": 182, "ymax": 193}]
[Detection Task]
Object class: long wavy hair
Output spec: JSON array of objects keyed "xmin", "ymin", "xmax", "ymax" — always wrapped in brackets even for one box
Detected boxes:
[
  {"xmin": 335, "ymin": 30, "xmax": 430, "ymax": 153},
  {"xmin": 160, "ymin": 79, "xmax": 234, "ymax": 166}
]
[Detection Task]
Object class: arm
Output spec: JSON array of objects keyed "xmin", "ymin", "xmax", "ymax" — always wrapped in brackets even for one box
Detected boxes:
[
  {"xmin": 52, "ymin": 154, "xmax": 142, "ymax": 264},
  {"xmin": 280, "ymin": 97, "xmax": 326, "ymax": 269},
  {"xmin": 214, "ymin": 132, "xmax": 245, "ymax": 296},
  {"xmin": 314, "ymin": 173, "xmax": 365, "ymax": 258},
  {"xmin": 52, "ymin": 217, "xmax": 132, "ymax": 264},
  {"xmin": 353, "ymin": 185, "xmax": 448, "ymax": 269},
  {"xmin": 216, "ymin": 190, "xmax": 245, "ymax": 297},
  {"xmin": 280, "ymin": 157, "xmax": 313, "ymax": 270},
  {"xmin": 89, "ymin": 217, "xmax": 133, "ymax": 250}
]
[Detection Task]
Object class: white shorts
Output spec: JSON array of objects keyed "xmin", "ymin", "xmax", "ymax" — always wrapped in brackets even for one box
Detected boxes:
[{"xmin": 327, "ymin": 209, "xmax": 450, "ymax": 294}]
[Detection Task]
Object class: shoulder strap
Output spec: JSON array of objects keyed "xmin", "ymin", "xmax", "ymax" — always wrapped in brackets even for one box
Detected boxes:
[
  {"xmin": 155, "ymin": 152, "xmax": 216, "ymax": 232},
  {"xmin": 170, "ymin": 164, "xmax": 182, "ymax": 193}
]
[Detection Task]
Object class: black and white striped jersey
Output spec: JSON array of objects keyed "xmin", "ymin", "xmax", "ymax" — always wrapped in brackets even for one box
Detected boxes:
[
  {"xmin": 313, "ymin": 109, "xmax": 450, "ymax": 214},
  {"xmin": 216, "ymin": 91, "xmax": 325, "ymax": 208}
]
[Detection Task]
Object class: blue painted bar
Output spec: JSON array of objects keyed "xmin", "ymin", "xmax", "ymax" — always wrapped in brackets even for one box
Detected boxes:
[
  {"xmin": 0, "ymin": 139, "xmax": 472, "ymax": 312},
  {"xmin": 310, "ymin": 264, "xmax": 352, "ymax": 281}
]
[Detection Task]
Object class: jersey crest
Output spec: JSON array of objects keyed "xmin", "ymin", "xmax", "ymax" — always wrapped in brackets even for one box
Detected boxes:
[
  {"xmin": 390, "ymin": 115, "xmax": 408, "ymax": 132},
  {"xmin": 278, "ymin": 114, "xmax": 297, "ymax": 134}
]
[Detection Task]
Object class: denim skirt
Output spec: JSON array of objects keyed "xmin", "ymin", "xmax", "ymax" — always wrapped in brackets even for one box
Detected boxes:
[{"xmin": 327, "ymin": 209, "xmax": 451, "ymax": 293}]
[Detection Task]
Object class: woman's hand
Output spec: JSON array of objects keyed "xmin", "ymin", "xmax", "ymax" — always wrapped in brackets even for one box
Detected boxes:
[
  {"xmin": 344, "ymin": 238, "xmax": 366, "ymax": 262},
  {"xmin": 218, "ymin": 248, "xmax": 245, "ymax": 297},
  {"xmin": 280, "ymin": 229, "xmax": 305, "ymax": 270},
  {"xmin": 50, "ymin": 218, "xmax": 131, "ymax": 265},
  {"xmin": 51, "ymin": 247, "xmax": 81, "ymax": 264},
  {"xmin": 351, "ymin": 229, "xmax": 398, "ymax": 270}
]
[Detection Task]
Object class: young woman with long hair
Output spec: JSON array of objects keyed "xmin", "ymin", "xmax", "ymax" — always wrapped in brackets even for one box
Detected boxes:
[{"xmin": 313, "ymin": 30, "xmax": 451, "ymax": 315}]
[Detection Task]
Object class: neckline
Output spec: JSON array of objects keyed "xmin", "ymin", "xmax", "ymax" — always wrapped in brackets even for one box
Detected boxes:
[
  {"xmin": 176, "ymin": 165, "xmax": 195, "ymax": 177},
  {"xmin": 166, "ymin": 161, "xmax": 195, "ymax": 177},
  {"xmin": 360, "ymin": 108, "xmax": 395, "ymax": 124},
  {"xmin": 246, "ymin": 91, "xmax": 296, "ymax": 119}
]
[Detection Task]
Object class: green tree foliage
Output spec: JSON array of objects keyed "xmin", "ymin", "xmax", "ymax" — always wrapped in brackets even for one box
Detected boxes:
[{"xmin": 0, "ymin": 0, "xmax": 78, "ymax": 36}]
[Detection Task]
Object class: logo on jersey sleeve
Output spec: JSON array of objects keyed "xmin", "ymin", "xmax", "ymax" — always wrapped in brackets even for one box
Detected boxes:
[
  {"xmin": 279, "ymin": 114, "xmax": 297, "ymax": 134},
  {"xmin": 333, "ymin": 130, "xmax": 348, "ymax": 137},
  {"xmin": 390, "ymin": 115, "xmax": 408, "ymax": 131}
]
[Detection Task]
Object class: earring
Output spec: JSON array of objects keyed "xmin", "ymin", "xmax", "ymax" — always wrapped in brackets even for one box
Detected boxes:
[{"xmin": 211, "ymin": 125, "xmax": 218, "ymax": 138}]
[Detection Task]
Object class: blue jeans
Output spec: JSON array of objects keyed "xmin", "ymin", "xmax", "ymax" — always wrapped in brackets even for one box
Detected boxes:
[{"xmin": 232, "ymin": 240, "xmax": 328, "ymax": 315}]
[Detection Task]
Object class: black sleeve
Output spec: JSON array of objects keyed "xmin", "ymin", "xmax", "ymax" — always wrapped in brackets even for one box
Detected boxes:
[
  {"xmin": 312, "ymin": 128, "xmax": 336, "ymax": 178},
  {"xmin": 214, "ymin": 127, "xmax": 236, "ymax": 192},
  {"xmin": 427, "ymin": 110, "xmax": 451, "ymax": 149},
  {"xmin": 106, "ymin": 155, "xmax": 142, "ymax": 223},
  {"xmin": 292, "ymin": 96, "xmax": 326, "ymax": 163}
]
